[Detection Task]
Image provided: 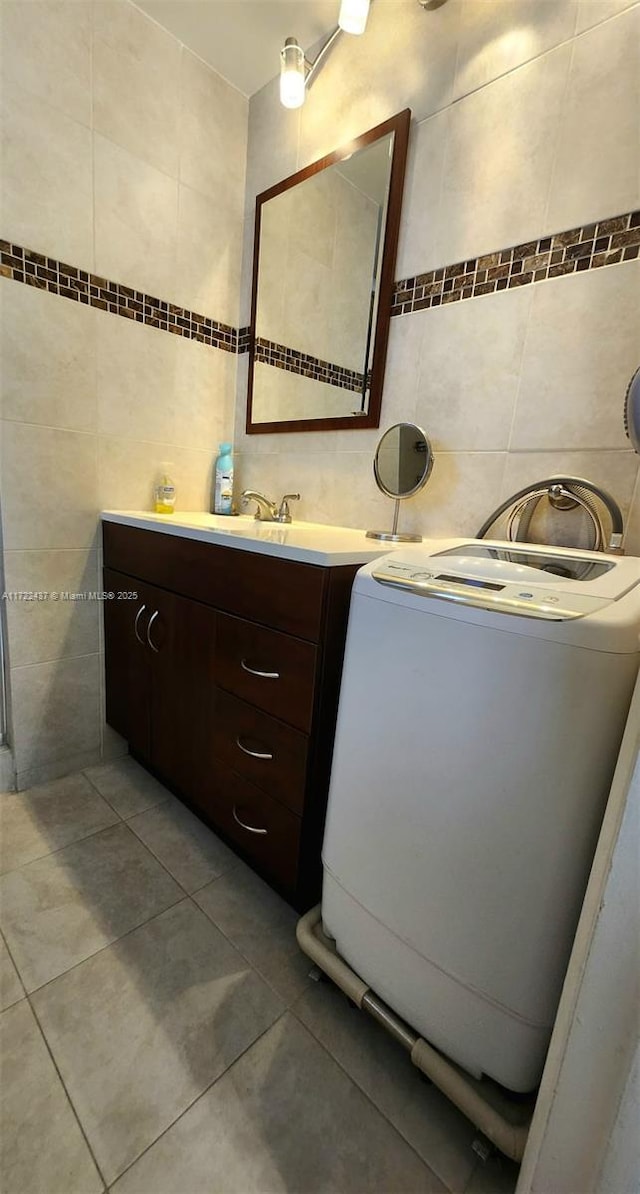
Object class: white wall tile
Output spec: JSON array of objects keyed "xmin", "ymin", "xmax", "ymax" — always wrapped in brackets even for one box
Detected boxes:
[
  {"xmin": 511, "ymin": 260, "xmax": 640, "ymax": 451},
  {"xmin": 1, "ymin": 83, "xmax": 93, "ymax": 264},
  {"xmin": 175, "ymin": 185, "xmax": 242, "ymax": 323},
  {"xmin": 395, "ymin": 110, "xmax": 449, "ymax": 280},
  {"xmin": 297, "ymin": 0, "xmax": 460, "ymax": 169},
  {"xmin": 93, "ymin": 0, "xmax": 181, "ymax": 179},
  {"xmin": 94, "ymin": 134, "xmax": 178, "ymax": 298},
  {"xmin": 378, "ymin": 311, "xmax": 426, "ymax": 426},
  {"xmin": 501, "ymin": 449, "xmax": 638, "ymax": 516},
  {"xmin": 96, "ymin": 316, "xmax": 176, "ymax": 444},
  {"xmin": 1, "ymin": 281, "xmax": 97, "ymax": 433},
  {"xmin": 4, "ymin": 550, "xmax": 100, "ymax": 667},
  {"xmin": 436, "ymin": 44, "xmax": 572, "ymax": 265},
  {"xmin": 402, "ymin": 450, "xmax": 507, "ymax": 538},
  {"xmin": 98, "ymin": 436, "xmax": 214, "ymax": 513},
  {"xmin": 546, "ymin": 7, "xmax": 640, "ymax": 232},
  {"xmin": 623, "ymin": 470, "xmax": 640, "ymax": 555},
  {"xmin": 575, "ymin": 0, "xmax": 638, "ymax": 34},
  {"xmin": 245, "ymin": 75, "xmax": 300, "ymax": 217},
  {"xmin": 172, "ymin": 338, "xmax": 235, "ymax": 452},
  {"xmin": 1, "ymin": 0, "xmax": 92, "ymax": 126},
  {"xmin": 179, "ymin": 49, "xmax": 248, "ymax": 216},
  {"xmin": 1, "ymin": 421, "xmax": 98, "ymax": 551},
  {"xmin": 416, "ymin": 286, "xmax": 533, "ymax": 451},
  {"xmin": 453, "ymin": 0, "xmax": 578, "ymax": 100},
  {"xmin": 10, "ymin": 654, "xmax": 101, "ymax": 772},
  {"xmin": 238, "ymin": 217, "xmax": 256, "ymax": 328}
]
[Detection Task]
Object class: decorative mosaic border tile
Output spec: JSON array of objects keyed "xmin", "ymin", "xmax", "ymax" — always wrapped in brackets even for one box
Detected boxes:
[
  {"xmin": 255, "ymin": 337, "xmax": 367, "ymax": 393},
  {"xmin": 391, "ymin": 210, "xmax": 640, "ymax": 316},
  {"xmin": 0, "ymin": 240, "xmax": 242, "ymax": 353},
  {"xmin": 2, "ymin": 209, "xmax": 638, "ymax": 362}
]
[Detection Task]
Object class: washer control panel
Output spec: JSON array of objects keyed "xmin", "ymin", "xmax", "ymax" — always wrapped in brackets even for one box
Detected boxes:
[{"xmin": 372, "ymin": 559, "xmax": 610, "ymax": 620}]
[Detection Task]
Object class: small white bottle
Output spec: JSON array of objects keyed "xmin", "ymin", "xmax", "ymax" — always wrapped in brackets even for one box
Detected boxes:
[
  {"xmin": 214, "ymin": 443, "xmax": 234, "ymax": 515},
  {"xmin": 154, "ymin": 462, "xmax": 176, "ymax": 514}
]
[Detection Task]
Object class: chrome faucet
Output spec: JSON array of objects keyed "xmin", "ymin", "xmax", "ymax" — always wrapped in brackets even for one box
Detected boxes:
[{"xmin": 241, "ymin": 490, "xmax": 300, "ymax": 523}]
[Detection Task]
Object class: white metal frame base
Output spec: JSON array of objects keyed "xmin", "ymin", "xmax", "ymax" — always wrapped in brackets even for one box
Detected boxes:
[{"xmin": 296, "ymin": 904, "xmax": 533, "ymax": 1163}]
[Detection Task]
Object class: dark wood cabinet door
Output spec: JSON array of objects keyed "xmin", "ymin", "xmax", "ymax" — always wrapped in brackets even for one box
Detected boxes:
[
  {"xmin": 150, "ymin": 592, "xmax": 217, "ymax": 799},
  {"xmin": 103, "ymin": 568, "xmax": 151, "ymax": 760}
]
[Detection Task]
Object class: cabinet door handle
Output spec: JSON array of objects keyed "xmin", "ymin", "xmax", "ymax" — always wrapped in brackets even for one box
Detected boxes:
[
  {"xmin": 240, "ymin": 659, "xmax": 280, "ymax": 680},
  {"xmin": 236, "ymin": 735, "xmax": 273, "ymax": 761},
  {"xmin": 232, "ymin": 804, "xmax": 268, "ymax": 835},
  {"xmin": 147, "ymin": 609, "xmax": 160, "ymax": 653},
  {"xmin": 134, "ymin": 604, "xmax": 147, "ymax": 645}
]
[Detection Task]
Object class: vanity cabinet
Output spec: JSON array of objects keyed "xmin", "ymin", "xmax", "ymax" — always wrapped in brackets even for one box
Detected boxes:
[{"xmin": 103, "ymin": 522, "xmax": 359, "ymax": 910}]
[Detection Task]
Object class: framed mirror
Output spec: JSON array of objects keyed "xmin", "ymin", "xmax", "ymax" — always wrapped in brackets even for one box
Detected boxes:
[{"xmin": 246, "ymin": 109, "xmax": 411, "ymax": 434}]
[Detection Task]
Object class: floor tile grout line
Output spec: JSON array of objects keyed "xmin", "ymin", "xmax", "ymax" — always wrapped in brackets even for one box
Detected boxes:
[
  {"xmin": 286, "ymin": 998, "xmax": 451, "ymax": 1191},
  {"xmin": 26, "ymin": 994, "xmax": 109, "ymax": 1191},
  {"xmin": 84, "ymin": 771, "xmax": 247, "ymax": 900},
  {"xmin": 19, "ymin": 892, "xmax": 190, "ymax": 1002},
  {"xmin": 190, "ymin": 874, "xmax": 308, "ymax": 1008},
  {"xmin": 0, "ymin": 813, "xmax": 125, "ymax": 881},
  {"xmin": 80, "ymin": 763, "xmax": 172, "ymax": 821},
  {"xmin": 0, "ymin": 923, "xmax": 27, "ymax": 1007},
  {"xmin": 287, "ymin": 990, "xmax": 460, "ymax": 1193},
  {"xmin": 105, "ymin": 1008, "xmax": 290, "ymax": 1190}
]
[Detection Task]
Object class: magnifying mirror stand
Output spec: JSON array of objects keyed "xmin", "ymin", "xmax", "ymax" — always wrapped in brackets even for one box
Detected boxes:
[
  {"xmin": 366, "ymin": 421, "xmax": 434, "ymax": 543},
  {"xmin": 366, "ymin": 499, "xmax": 422, "ymax": 543}
]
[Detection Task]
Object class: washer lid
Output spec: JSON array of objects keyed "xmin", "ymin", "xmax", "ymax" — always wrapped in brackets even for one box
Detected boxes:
[{"xmin": 371, "ymin": 540, "xmax": 640, "ymax": 620}]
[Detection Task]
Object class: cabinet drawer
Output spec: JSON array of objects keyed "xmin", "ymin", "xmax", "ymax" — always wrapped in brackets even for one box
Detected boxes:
[
  {"xmin": 212, "ymin": 689, "xmax": 307, "ymax": 815},
  {"xmin": 204, "ymin": 765, "xmax": 300, "ymax": 892},
  {"xmin": 215, "ymin": 613, "xmax": 316, "ymax": 733}
]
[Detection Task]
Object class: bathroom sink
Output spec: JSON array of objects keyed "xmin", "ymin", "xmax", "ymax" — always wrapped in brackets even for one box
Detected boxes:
[{"xmin": 101, "ymin": 510, "xmax": 398, "ymax": 566}]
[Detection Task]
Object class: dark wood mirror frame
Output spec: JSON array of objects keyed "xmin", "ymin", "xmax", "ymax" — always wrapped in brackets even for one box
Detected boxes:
[{"xmin": 246, "ymin": 108, "xmax": 411, "ymax": 435}]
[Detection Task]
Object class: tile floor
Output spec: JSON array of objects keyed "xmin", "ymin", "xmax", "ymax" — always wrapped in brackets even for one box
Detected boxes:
[{"xmin": 0, "ymin": 757, "xmax": 520, "ymax": 1194}]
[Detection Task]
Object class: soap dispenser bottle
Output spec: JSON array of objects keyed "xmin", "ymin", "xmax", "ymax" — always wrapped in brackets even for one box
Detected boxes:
[
  {"xmin": 214, "ymin": 443, "xmax": 234, "ymax": 515},
  {"xmin": 154, "ymin": 462, "xmax": 176, "ymax": 514}
]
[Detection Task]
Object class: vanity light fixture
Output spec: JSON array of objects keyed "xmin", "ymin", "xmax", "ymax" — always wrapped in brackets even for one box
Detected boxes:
[
  {"xmin": 279, "ymin": 0, "xmax": 447, "ymax": 109},
  {"xmin": 338, "ymin": 0, "xmax": 370, "ymax": 35},
  {"xmin": 279, "ymin": 0, "xmax": 370, "ymax": 109}
]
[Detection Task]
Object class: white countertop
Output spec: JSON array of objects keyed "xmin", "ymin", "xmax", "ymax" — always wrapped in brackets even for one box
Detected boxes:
[{"xmin": 101, "ymin": 510, "xmax": 405, "ymax": 566}]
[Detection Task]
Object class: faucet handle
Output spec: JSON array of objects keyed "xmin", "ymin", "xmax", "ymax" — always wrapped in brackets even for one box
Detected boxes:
[{"xmin": 277, "ymin": 493, "xmax": 300, "ymax": 523}]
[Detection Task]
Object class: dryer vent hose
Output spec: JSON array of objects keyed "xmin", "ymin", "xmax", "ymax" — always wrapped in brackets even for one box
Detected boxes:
[{"xmin": 476, "ymin": 476, "xmax": 623, "ymax": 553}]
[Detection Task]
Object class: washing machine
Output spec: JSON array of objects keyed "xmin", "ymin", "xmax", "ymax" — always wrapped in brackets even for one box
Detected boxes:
[{"xmin": 321, "ymin": 538, "xmax": 640, "ymax": 1092}]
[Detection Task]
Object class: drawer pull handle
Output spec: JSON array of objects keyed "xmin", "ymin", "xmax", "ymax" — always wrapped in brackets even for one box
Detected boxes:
[
  {"xmin": 147, "ymin": 610, "xmax": 160, "ymax": 653},
  {"xmin": 232, "ymin": 804, "xmax": 268, "ymax": 835},
  {"xmin": 240, "ymin": 659, "xmax": 280, "ymax": 680},
  {"xmin": 236, "ymin": 736, "xmax": 273, "ymax": 761},
  {"xmin": 134, "ymin": 604, "xmax": 147, "ymax": 645}
]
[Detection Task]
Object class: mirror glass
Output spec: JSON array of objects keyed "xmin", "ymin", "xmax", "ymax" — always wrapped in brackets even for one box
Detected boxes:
[
  {"xmin": 247, "ymin": 111, "xmax": 410, "ymax": 434},
  {"xmin": 374, "ymin": 423, "xmax": 434, "ymax": 497}
]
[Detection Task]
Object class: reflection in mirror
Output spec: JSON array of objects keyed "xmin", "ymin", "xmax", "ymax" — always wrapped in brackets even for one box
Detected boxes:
[
  {"xmin": 247, "ymin": 110, "xmax": 410, "ymax": 434},
  {"xmin": 367, "ymin": 423, "xmax": 434, "ymax": 543}
]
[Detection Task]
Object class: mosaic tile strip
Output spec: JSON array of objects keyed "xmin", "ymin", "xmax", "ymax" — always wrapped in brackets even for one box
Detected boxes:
[
  {"xmin": 2, "ymin": 210, "xmax": 638, "ymax": 359},
  {"xmin": 0, "ymin": 240, "xmax": 240, "ymax": 352},
  {"xmin": 255, "ymin": 336, "xmax": 368, "ymax": 393},
  {"xmin": 391, "ymin": 210, "xmax": 640, "ymax": 316}
]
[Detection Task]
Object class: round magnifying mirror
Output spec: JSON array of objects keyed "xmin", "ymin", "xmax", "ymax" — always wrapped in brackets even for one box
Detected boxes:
[{"xmin": 366, "ymin": 422, "xmax": 434, "ymax": 542}]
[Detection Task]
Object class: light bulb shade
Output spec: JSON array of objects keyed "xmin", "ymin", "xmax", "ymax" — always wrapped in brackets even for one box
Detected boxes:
[
  {"xmin": 280, "ymin": 39, "xmax": 305, "ymax": 108},
  {"xmin": 338, "ymin": 0, "xmax": 370, "ymax": 34}
]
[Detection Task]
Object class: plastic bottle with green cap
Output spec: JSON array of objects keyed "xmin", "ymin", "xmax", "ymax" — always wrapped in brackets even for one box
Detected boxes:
[{"xmin": 214, "ymin": 443, "xmax": 234, "ymax": 515}]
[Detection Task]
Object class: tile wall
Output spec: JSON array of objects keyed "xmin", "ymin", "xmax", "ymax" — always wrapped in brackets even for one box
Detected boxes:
[
  {"xmin": 235, "ymin": 0, "xmax": 640, "ymax": 544},
  {"xmin": 1, "ymin": 0, "xmax": 248, "ymax": 788}
]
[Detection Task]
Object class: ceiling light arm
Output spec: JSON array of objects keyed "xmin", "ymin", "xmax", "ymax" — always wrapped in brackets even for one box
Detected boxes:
[{"xmin": 304, "ymin": 25, "xmax": 343, "ymax": 89}]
